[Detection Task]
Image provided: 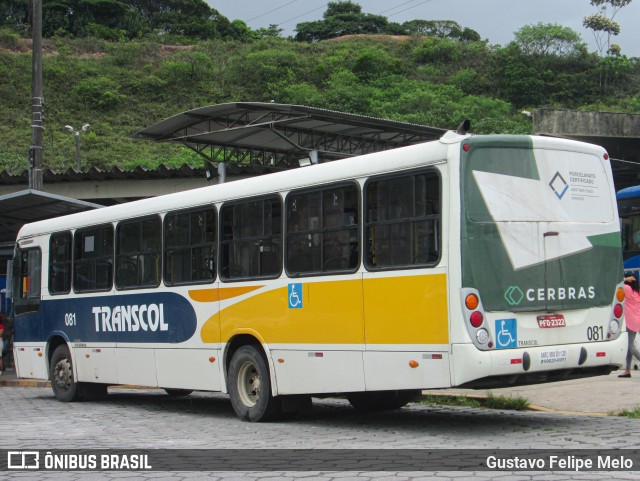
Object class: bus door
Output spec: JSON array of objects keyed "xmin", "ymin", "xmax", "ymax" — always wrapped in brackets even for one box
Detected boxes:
[{"xmin": 12, "ymin": 246, "xmax": 47, "ymax": 378}]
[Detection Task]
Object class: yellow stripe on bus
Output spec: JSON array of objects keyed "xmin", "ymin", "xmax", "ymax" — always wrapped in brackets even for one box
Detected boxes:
[
  {"xmin": 363, "ymin": 273, "xmax": 449, "ymax": 345},
  {"xmin": 189, "ymin": 285, "xmax": 264, "ymax": 303},
  {"xmin": 218, "ymin": 280, "xmax": 365, "ymax": 344},
  {"xmin": 200, "ymin": 274, "xmax": 448, "ymax": 346}
]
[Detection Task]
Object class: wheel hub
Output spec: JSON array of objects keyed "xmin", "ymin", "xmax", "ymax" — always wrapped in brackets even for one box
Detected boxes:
[
  {"xmin": 237, "ymin": 361, "xmax": 261, "ymax": 407},
  {"xmin": 54, "ymin": 359, "xmax": 72, "ymax": 390}
]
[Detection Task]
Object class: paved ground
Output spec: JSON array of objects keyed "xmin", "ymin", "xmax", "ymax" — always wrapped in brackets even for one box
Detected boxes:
[
  {"xmin": 3, "ymin": 368, "xmax": 640, "ymax": 414},
  {"xmin": 428, "ymin": 370, "xmax": 640, "ymax": 415},
  {"xmin": 1, "ymin": 369, "xmax": 640, "ymax": 480}
]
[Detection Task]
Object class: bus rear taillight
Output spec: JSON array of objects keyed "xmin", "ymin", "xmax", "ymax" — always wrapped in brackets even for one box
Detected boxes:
[
  {"xmin": 461, "ymin": 288, "xmax": 493, "ymax": 350},
  {"xmin": 470, "ymin": 311, "xmax": 483, "ymax": 327},
  {"xmin": 613, "ymin": 304, "xmax": 623, "ymax": 319},
  {"xmin": 607, "ymin": 283, "xmax": 625, "ymax": 339},
  {"xmin": 465, "ymin": 293, "xmax": 479, "ymax": 310}
]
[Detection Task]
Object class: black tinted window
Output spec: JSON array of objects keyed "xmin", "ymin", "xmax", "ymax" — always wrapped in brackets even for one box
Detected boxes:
[
  {"xmin": 365, "ymin": 171, "xmax": 440, "ymax": 269},
  {"xmin": 286, "ymin": 184, "xmax": 359, "ymax": 276}
]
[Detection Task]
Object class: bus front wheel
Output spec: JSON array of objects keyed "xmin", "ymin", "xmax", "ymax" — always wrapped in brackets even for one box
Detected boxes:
[
  {"xmin": 50, "ymin": 344, "xmax": 83, "ymax": 402},
  {"xmin": 50, "ymin": 345, "xmax": 108, "ymax": 402},
  {"xmin": 228, "ymin": 345, "xmax": 281, "ymax": 422}
]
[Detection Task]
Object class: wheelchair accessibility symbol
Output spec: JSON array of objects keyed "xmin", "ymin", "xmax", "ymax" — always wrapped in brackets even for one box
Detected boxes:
[
  {"xmin": 288, "ymin": 283, "xmax": 303, "ymax": 309},
  {"xmin": 495, "ymin": 318, "xmax": 517, "ymax": 349}
]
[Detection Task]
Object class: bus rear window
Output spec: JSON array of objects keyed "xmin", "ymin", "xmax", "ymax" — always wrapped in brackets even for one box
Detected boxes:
[{"xmin": 465, "ymin": 146, "xmax": 614, "ymax": 224}]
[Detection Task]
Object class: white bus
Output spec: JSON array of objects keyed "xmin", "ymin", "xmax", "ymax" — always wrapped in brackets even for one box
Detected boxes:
[{"xmin": 12, "ymin": 130, "xmax": 627, "ymax": 421}]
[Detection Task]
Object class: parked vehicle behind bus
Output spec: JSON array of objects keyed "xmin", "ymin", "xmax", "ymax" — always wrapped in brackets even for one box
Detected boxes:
[
  {"xmin": 12, "ymin": 130, "xmax": 626, "ymax": 421},
  {"xmin": 617, "ymin": 185, "xmax": 640, "ymax": 273}
]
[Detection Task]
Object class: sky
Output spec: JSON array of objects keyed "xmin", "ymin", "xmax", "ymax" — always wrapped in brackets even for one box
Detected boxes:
[{"xmin": 208, "ymin": 0, "xmax": 640, "ymax": 57}]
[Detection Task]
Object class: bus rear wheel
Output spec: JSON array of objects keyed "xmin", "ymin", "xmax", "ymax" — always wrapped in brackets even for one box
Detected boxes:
[
  {"xmin": 228, "ymin": 345, "xmax": 281, "ymax": 422},
  {"xmin": 347, "ymin": 389, "xmax": 420, "ymax": 412}
]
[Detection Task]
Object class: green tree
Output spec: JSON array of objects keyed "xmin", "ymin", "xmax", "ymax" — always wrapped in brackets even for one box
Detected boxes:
[
  {"xmin": 0, "ymin": 0, "xmax": 29, "ymax": 33},
  {"xmin": 255, "ymin": 24, "xmax": 283, "ymax": 39},
  {"xmin": 513, "ymin": 23, "xmax": 586, "ymax": 56},
  {"xmin": 583, "ymin": 0, "xmax": 632, "ymax": 56},
  {"xmin": 402, "ymin": 19, "xmax": 480, "ymax": 42},
  {"xmin": 1, "ymin": 0, "xmax": 238, "ymax": 41},
  {"xmin": 352, "ymin": 46, "xmax": 401, "ymax": 80},
  {"xmin": 295, "ymin": 1, "xmax": 388, "ymax": 42}
]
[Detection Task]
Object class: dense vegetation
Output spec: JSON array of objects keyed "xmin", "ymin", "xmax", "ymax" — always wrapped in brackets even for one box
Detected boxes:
[{"xmin": 0, "ymin": 0, "xmax": 639, "ymax": 174}]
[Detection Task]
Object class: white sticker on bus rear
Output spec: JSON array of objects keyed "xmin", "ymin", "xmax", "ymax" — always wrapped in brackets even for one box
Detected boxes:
[{"xmin": 539, "ymin": 349, "xmax": 568, "ymax": 365}]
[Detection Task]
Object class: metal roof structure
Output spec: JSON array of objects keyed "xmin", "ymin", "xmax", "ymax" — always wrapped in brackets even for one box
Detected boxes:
[
  {"xmin": 0, "ymin": 163, "xmax": 281, "ymax": 187},
  {"xmin": 0, "ymin": 190, "xmax": 102, "ymax": 277},
  {"xmin": 0, "ymin": 190, "xmax": 102, "ymax": 244},
  {"xmin": 133, "ymin": 102, "xmax": 446, "ymax": 166}
]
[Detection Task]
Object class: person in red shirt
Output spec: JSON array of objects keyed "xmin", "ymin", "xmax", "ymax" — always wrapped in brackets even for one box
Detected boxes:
[{"xmin": 620, "ymin": 272, "xmax": 640, "ymax": 378}]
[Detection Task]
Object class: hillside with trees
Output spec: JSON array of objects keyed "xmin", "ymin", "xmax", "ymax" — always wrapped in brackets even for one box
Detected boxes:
[{"xmin": 0, "ymin": 0, "xmax": 638, "ymax": 174}]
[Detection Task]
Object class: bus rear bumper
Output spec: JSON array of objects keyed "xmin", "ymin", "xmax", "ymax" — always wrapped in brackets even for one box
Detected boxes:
[{"xmin": 451, "ymin": 335, "xmax": 627, "ymax": 389}]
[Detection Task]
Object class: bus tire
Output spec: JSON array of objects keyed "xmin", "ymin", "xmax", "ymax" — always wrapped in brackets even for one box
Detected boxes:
[
  {"xmin": 50, "ymin": 344, "xmax": 83, "ymax": 402},
  {"xmin": 228, "ymin": 345, "xmax": 281, "ymax": 422},
  {"xmin": 347, "ymin": 389, "xmax": 420, "ymax": 411},
  {"xmin": 164, "ymin": 389, "xmax": 193, "ymax": 397}
]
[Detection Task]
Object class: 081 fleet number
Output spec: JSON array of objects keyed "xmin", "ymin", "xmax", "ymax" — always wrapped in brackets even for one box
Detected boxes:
[
  {"xmin": 587, "ymin": 326, "xmax": 604, "ymax": 341},
  {"xmin": 64, "ymin": 313, "xmax": 77, "ymax": 326}
]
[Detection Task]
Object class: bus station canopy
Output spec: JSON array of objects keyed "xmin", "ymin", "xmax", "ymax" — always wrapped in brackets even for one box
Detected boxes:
[
  {"xmin": 0, "ymin": 189, "xmax": 102, "ymax": 244},
  {"xmin": 132, "ymin": 102, "xmax": 446, "ymax": 166}
]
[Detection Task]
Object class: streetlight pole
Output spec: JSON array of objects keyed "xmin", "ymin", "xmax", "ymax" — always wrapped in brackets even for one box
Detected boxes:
[{"xmin": 65, "ymin": 124, "xmax": 90, "ymax": 170}]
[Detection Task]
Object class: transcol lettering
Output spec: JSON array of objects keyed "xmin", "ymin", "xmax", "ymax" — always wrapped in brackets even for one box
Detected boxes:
[{"xmin": 92, "ymin": 304, "xmax": 168, "ymax": 332}]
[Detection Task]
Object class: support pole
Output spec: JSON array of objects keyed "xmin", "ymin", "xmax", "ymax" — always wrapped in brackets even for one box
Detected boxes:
[
  {"xmin": 217, "ymin": 162, "xmax": 227, "ymax": 184},
  {"xmin": 29, "ymin": 0, "xmax": 43, "ymax": 191},
  {"xmin": 75, "ymin": 132, "xmax": 81, "ymax": 170}
]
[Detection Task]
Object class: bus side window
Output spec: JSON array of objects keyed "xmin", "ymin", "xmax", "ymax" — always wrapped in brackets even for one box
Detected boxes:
[
  {"xmin": 220, "ymin": 196, "xmax": 282, "ymax": 281},
  {"xmin": 364, "ymin": 170, "xmax": 440, "ymax": 270},
  {"xmin": 116, "ymin": 216, "xmax": 161, "ymax": 290},
  {"xmin": 49, "ymin": 231, "xmax": 72, "ymax": 295},
  {"xmin": 74, "ymin": 224, "xmax": 114, "ymax": 293},
  {"xmin": 286, "ymin": 183, "xmax": 360, "ymax": 276},
  {"xmin": 164, "ymin": 207, "xmax": 216, "ymax": 286},
  {"xmin": 12, "ymin": 247, "xmax": 42, "ymax": 315}
]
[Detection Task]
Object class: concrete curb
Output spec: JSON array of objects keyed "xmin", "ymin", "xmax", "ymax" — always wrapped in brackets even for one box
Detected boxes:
[
  {"xmin": 0, "ymin": 378, "xmax": 50, "ymax": 388},
  {"xmin": 421, "ymin": 390, "xmax": 612, "ymax": 417},
  {"xmin": 526, "ymin": 404, "xmax": 611, "ymax": 417}
]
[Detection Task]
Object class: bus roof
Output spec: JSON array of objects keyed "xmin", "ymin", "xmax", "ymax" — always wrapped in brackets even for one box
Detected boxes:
[
  {"xmin": 16, "ymin": 132, "xmax": 608, "ymax": 241},
  {"xmin": 17, "ymin": 135, "xmax": 454, "ymax": 240}
]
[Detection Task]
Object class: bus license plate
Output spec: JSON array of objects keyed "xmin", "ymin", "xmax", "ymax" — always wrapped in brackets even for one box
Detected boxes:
[{"xmin": 537, "ymin": 315, "xmax": 566, "ymax": 328}]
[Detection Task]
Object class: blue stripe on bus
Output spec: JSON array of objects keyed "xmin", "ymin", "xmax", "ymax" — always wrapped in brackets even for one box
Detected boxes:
[{"xmin": 15, "ymin": 292, "xmax": 198, "ymax": 344}]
